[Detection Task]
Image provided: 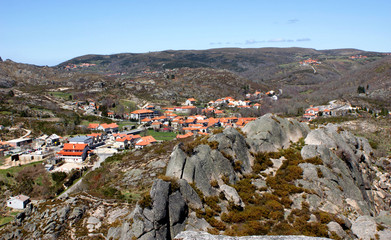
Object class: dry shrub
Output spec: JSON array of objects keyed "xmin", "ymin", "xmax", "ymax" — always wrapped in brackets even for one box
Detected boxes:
[
  {"xmin": 210, "ymin": 179, "xmax": 219, "ymax": 188},
  {"xmin": 204, "ymin": 196, "xmax": 221, "ymax": 213},
  {"xmin": 139, "ymin": 193, "xmax": 152, "ymax": 209},
  {"xmin": 212, "ymin": 128, "xmax": 224, "ymax": 134},
  {"xmin": 234, "ymin": 178, "xmax": 256, "ymax": 204},
  {"xmin": 305, "ymin": 156, "xmax": 323, "ymax": 165},
  {"xmin": 158, "ymin": 175, "xmax": 180, "ymax": 193}
]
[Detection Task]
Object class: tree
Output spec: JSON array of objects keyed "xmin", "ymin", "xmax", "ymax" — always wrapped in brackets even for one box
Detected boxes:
[
  {"xmin": 8, "ymin": 90, "xmax": 14, "ymax": 97},
  {"xmin": 380, "ymin": 108, "xmax": 389, "ymax": 116},
  {"xmin": 100, "ymin": 105, "xmax": 108, "ymax": 117},
  {"xmin": 357, "ymin": 86, "xmax": 365, "ymax": 94}
]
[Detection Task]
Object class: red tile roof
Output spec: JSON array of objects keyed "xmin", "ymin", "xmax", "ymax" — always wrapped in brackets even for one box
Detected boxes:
[
  {"xmin": 131, "ymin": 109, "xmax": 154, "ymax": 114},
  {"xmin": 62, "ymin": 143, "xmax": 88, "ymax": 151},
  {"xmin": 88, "ymin": 123, "xmax": 100, "ymax": 129},
  {"xmin": 57, "ymin": 151, "xmax": 84, "ymax": 156},
  {"xmin": 176, "ymin": 132, "xmax": 194, "ymax": 139}
]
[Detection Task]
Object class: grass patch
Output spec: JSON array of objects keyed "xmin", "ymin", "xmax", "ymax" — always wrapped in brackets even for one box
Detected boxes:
[
  {"xmin": 48, "ymin": 91, "xmax": 72, "ymax": 100},
  {"xmin": 0, "ymin": 216, "xmax": 13, "ymax": 225},
  {"xmin": 0, "ymin": 111, "xmax": 12, "ymax": 116},
  {"xmin": 0, "ymin": 161, "xmax": 43, "ymax": 182},
  {"xmin": 146, "ymin": 130, "xmax": 177, "ymax": 141},
  {"xmin": 116, "ymin": 99, "xmax": 137, "ymax": 112}
]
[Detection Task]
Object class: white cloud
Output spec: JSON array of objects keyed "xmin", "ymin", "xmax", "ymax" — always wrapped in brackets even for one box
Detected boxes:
[
  {"xmin": 296, "ymin": 38, "xmax": 311, "ymax": 42},
  {"xmin": 268, "ymin": 38, "xmax": 293, "ymax": 43},
  {"xmin": 288, "ymin": 19, "xmax": 299, "ymax": 24},
  {"xmin": 245, "ymin": 39, "xmax": 265, "ymax": 45}
]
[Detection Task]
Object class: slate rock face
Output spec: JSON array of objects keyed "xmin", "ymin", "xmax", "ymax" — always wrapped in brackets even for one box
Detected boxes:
[{"xmin": 243, "ymin": 114, "xmax": 310, "ymax": 152}]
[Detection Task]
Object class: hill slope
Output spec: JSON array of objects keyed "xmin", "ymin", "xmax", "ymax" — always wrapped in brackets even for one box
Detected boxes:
[{"xmin": 57, "ymin": 47, "xmax": 391, "ymax": 109}]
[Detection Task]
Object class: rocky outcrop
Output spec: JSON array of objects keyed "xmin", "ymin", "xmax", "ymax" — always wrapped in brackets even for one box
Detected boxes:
[
  {"xmin": 243, "ymin": 114, "xmax": 310, "ymax": 152},
  {"xmin": 300, "ymin": 124, "xmax": 390, "ymax": 217},
  {"xmin": 0, "ymin": 78, "xmax": 16, "ymax": 88},
  {"xmin": 173, "ymin": 231, "xmax": 331, "ymax": 240},
  {"xmin": 166, "ymin": 128, "xmax": 247, "ymax": 196},
  {"xmin": 107, "ymin": 179, "xmax": 189, "ymax": 240}
]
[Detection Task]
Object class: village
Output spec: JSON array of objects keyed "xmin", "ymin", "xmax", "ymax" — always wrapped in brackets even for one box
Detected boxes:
[{"xmin": 0, "ymin": 88, "xmax": 359, "ymax": 212}]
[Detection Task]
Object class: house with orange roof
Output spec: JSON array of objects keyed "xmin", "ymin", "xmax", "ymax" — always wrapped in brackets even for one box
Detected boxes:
[
  {"xmin": 135, "ymin": 136, "xmax": 157, "ymax": 149},
  {"xmin": 144, "ymin": 105, "xmax": 155, "ymax": 110},
  {"xmin": 88, "ymin": 123, "xmax": 100, "ymax": 130},
  {"xmin": 207, "ymin": 118, "xmax": 220, "ymax": 127},
  {"xmin": 305, "ymin": 106, "xmax": 319, "ymax": 115},
  {"xmin": 114, "ymin": 135, "xmax": 134, "ymax": 150},
  {"xmin": 130, "ymin": 109, "xmax": 156, "ymax": 120},
  {"xmin": 151, "ymin": 121, "xmax": 162, "ymax": 130},
  {"xmin": 176, "ymin": 105, "xmax": 197, "ymax": 114},
  {"xmin": 197, "ymin": 119, "xmax": 209, "ymax": 125},
  {"xmin": 253, "ymin": 103, "xmax": 261, "ymax": 109},
  {"xmin": 235, "ymin": 118, "xmax": 256, "ymax": 128},
  {"xmin": 141, "ymin": 118, "xmax": 152, "ymax": 124},
  {"xmin": 165, "ymin": 112, "xmax": 177, "ymax": 119},
  {"xmin": 214, "ymin": 99, "xmax": 223, "ymax": 105},
  {"xmin": 87, "ymin": 133, "xmax": 105, "ymax": 143},
  {"xmin": 223, "ymin": 97, "xmax": 234, "ymax": 103},
  {"xmin": 199, "ymin": 126, "xmax": 209, "ymax": 133},
  {"xmin": 57, "ymin": 143, "xmax": 89, "ymax": 163},
  {"xmin": 98, "ymin": 123, "xmax": 119, "ymax": 133},
  {"xmin": 176, "ymin": 132, "xmax": 194, "ymax": 139},
  {"xmin": 214, "ymin": 110, "xmax": 224, "ymax": 115},
  {"xmin": 323, "ymin": 109, "xmax": 331, "ymax": 115},
  {"xmin": 108, "ymin": 111, "xmax": 115, "ymax": 119},
  {"xmin": 303, "ymin": 113, "xmax": 317, "ymax": 121},
  {"xmin": 184, "ymin": 118, "xmax": 196, "ymax": 125},
  {"xmin": 189, "ymin": 124, "xmax": 204, "ymax": 129},
  {"xmin": 185, "ymin": 98, "xmax": 197, "ymax": 106}
]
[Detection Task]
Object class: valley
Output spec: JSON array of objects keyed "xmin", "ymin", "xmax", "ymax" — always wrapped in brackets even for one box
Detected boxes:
[{"xmin": 0, "ymin": 47, "xmax": 390, "ymax": 240}]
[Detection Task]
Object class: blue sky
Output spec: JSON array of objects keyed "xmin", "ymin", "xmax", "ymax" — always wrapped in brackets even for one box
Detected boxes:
[{"xmin": 1, "ymin": 0, "xmax": 390, "ymax": 66}]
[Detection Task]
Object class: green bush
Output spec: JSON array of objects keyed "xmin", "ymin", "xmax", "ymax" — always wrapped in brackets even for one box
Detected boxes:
[{"xmin": 51, "ymin": 172, "xmax": 67, "ymax": 184}]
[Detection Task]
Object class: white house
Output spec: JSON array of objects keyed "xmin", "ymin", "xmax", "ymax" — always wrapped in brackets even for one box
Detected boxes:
[
  {"xmin": 57, "ymin": 143, "xmax": 89, "ymax": 163},
  {"xmin": 7, "ymin": 195, "xmax": 30, "ymax": 209},
  {"xmin": 185, "ymin": 98, "xmax": 197, "ymax": 106},
  {"xmin": 45, "ymin": 134, "xmax": 61, "ymax": 146}
]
